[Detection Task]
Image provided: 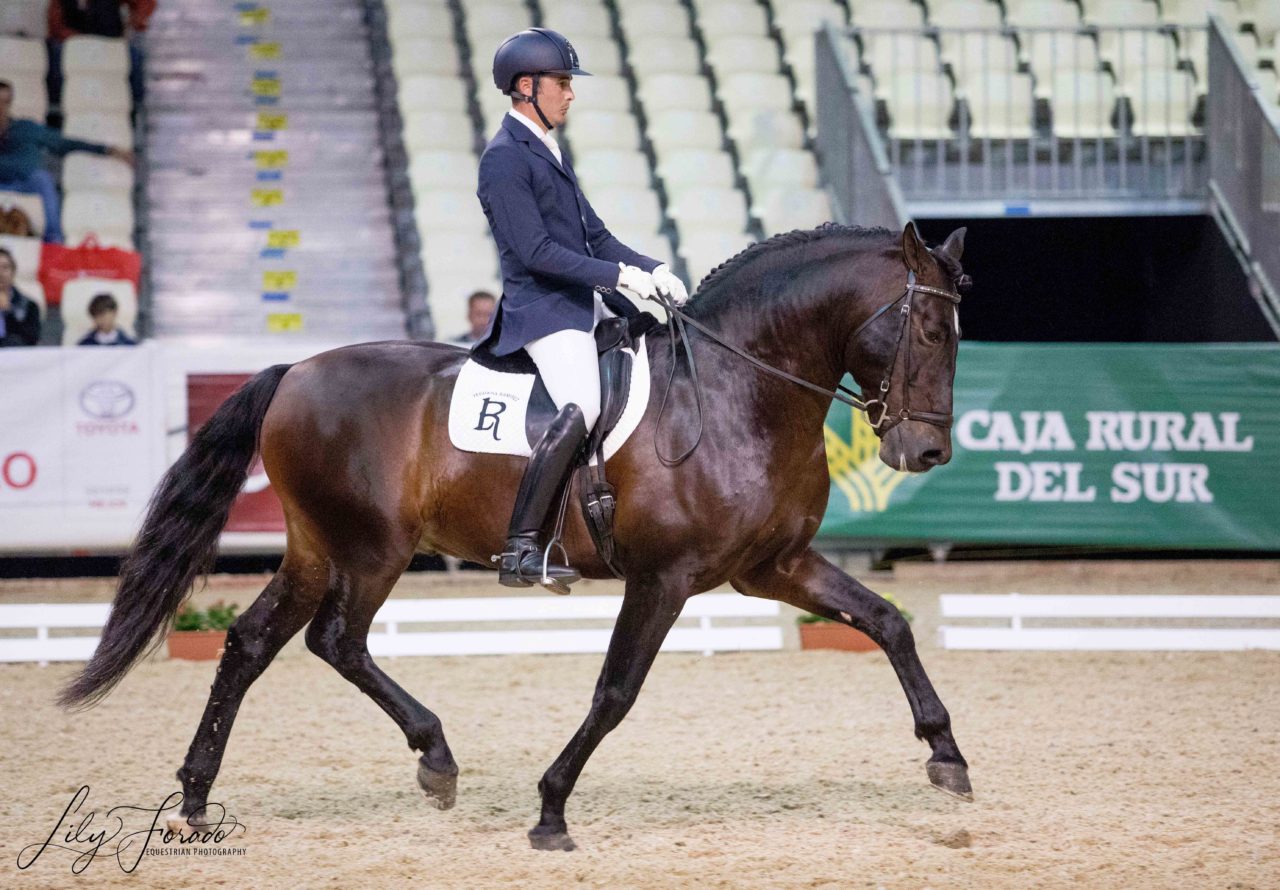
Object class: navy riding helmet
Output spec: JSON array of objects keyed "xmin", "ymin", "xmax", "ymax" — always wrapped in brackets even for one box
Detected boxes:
[{"xmin": 492, "ymin": 28, "xmax": 590, "ymax": 129}]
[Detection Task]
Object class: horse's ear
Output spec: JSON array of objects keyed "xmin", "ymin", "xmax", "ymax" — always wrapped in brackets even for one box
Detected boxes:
[
  {"xmin": 939, "ymin": 227, "xmax": 966, "ymax": 263},
  {"xmin": 901, "ymin": 221, "xmax": 930, "ymax": 275}
]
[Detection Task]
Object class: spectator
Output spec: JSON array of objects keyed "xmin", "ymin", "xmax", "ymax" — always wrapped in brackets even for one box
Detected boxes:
[
  {"xmin": 451, "ymin": 290, "xmax": 497, "ymax": 346},
  {"xmin": 0, "ymin": 79, "xmax": 134, "ymax": 243},
  {"xmin": 47, "ymin": 0, "xmax": 156, "ymax": 107},
  {"xmin": 0, "ymin": 247, "xmax": 42, "ymax": 346},
  {"xmin": 77, "ymin": 292, "xmax": 135, "ymax": 345}
]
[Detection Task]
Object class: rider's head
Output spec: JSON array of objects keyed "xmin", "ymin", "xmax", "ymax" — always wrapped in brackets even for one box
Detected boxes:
[{"xmin": 493, "ymin": 28, "xmax": 589, "ymax": 131}]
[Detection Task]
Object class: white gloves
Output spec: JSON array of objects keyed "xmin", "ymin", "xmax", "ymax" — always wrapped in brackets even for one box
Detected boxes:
[
  {"xmin": 616, "ymin": 262, "xmax": 657, "ymax": 302},
  {"xmin": 652, "ymin": 264, "xmax": 689, "ymax": 307}
]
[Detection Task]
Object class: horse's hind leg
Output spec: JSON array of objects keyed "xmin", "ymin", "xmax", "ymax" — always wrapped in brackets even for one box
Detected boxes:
[
  {"xmin": 734, "ymin": 548, "xmax": 973, "ymax": 801},
  {"xmin": 172, "ymin": 564, "xmax": 324, "ymax": 827},
  {"xmin": 304, "ymin": 558, "xmax": 459, "ymax": 810}
]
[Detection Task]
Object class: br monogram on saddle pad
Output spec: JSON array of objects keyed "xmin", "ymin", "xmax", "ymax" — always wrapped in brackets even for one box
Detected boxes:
[{"xmin": 448, "ymin": 316, "xmax": 653, "ymax": 459}]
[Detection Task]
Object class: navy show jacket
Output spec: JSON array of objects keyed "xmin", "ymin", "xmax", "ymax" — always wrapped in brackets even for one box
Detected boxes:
[{"xmin": 474, "ymin": 114, "xmax": 659, "ymax": 356}]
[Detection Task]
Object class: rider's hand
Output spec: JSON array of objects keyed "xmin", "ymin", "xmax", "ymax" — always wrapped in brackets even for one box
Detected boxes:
[
  {"xmin": 651, "ymin": 264, "xmax": 689, "ymax": 307},
  {"xmin": 616, "ymin": 262, "xmax": 658, "ymax": 302}
]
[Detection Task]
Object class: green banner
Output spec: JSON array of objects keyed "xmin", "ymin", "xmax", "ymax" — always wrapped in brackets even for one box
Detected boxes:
[{"xmin": 819, "ymin": 344, "xmax": 1280, "ymax": 549}]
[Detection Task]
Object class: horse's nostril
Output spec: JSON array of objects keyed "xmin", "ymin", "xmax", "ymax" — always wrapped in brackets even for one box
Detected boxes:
[{"xmin": 922, "ymin": 449, "xmax": 946, "ymax": 466}]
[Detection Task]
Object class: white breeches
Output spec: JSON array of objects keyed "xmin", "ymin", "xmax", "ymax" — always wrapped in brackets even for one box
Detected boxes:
[{"xmin": 522, "ymin": 294, "xmax": 615, "ymax": 431}]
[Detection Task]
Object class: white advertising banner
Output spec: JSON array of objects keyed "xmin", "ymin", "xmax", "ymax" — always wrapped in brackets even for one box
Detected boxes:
[{"xmin": 0, "ymin": 345, "xmax": 165, "ymax": 551}]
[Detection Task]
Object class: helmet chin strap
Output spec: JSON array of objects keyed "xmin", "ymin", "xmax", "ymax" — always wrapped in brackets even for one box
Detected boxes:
[{"xmin": 513, "ymin": 74, "xmax": 555, "ymax": 130}]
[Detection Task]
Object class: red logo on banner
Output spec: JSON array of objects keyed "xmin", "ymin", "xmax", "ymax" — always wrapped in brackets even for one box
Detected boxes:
[
  {"xmin": 187, "ymin": 374, "xmax": 285, "ymax": 533},
  {"xmin": 2, "ymin": 452, "xmax": 38, "ymax": 490}
]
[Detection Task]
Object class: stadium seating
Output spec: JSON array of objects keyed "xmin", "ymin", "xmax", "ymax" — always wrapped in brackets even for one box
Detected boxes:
[
  {"xmin": 6, "ymin": 71, "xmax": 48, "ymax": 121},
  {"xmin": 637, "ymin": 74, "xmax": 712, "ymax": 113},
  {"xmin": 658, "ymin": 150, "xmax": 738, "ymax": 190},
  {"xmin": 62, "ymin": 154, "xmax": 135, "ymax": 192},
  {"xmin": 1022, "ymin": 33, "xmax": 1102, "ymax": 98},
  {"xmin": 680, "ymin": 231, "xmax": 754, "ymax": 284},
  {"xmin": 1126, "ymin": 69, "xmax": 1200, "ymax": 137},
  {"xmin": 0, "ymin": 35, "xmax": 46, "ymax": 74},
  {"xmin": 1049, "ymin": 69, "xmax": 1119, "ymax": 139},
  {"xmin": 882, "ymin": 73, "xmax": 956, "ymax": 140},
  {"xmin": 399, "ymin": 74, "xmax": 469, "ymax": 112},
  {"xmin": 62, "ymin": 190, "xmax": 134, "ymax": 246},
  {"xmin": 0, "ymin": 0, "xmax": 45, "ymax": 38},
  {"xmin": 62, "ymin": 113, "xmax": 132, "ymax": 147},
  {"xmin": 619, "ymin": 2, "xmax": 692, "ymax": 39},
  {"xmin": 576, "ymin": 151, "xmax": 653, "ymax": 190},
  {"xmin": 755, "ymin": 188, "xmax": 833, "ymax": 234},
  {"xmin": 627, "ymin": 36, "xmax": 701, "ymax": 75},
  {"xmin": 388, "ymin": 37, "xmax": 460, "ymax": 77},
  {"xmin": 541, "ymin": 1, "xmax": 611, "ymax": 37},
  {"xmin": 965, "ymin": 72, "xmax": 1036, "ymax": 140},
  {"xmin": 62, "ymin": 35, "xmax": 130, "ymax": 76},
  {"xmin": 589, "ymin": 187, "xmax": 665, "ymax": 235},
  {"xmin": 377, "ymin": 0, "xmax": 1277, "ymax": 332}
]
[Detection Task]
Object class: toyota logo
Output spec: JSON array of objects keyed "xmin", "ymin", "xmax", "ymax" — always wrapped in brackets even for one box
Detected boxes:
[{"xmin": 79, "ymin": 381, "xmax": 136, "ymax": 419}]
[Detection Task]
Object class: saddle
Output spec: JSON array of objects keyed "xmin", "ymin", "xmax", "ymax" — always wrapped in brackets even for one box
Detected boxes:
[{"xmin": 468, "ymin": 312, "xmax": 662, "ymax": 578}]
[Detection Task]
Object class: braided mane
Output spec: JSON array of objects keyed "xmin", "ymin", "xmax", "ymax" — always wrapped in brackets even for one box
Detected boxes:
[{"xmin": 692, "ymin": 223, "xmax": 895, "ymax": 297}]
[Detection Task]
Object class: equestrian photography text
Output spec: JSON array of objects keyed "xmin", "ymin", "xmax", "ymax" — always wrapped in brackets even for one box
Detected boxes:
[{"xmin": 15, "ymin": 785, "xmax": 246, "ymax": 876}]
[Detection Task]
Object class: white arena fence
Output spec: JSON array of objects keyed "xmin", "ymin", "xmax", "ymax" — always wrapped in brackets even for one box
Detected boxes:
[
  {"xmin": 0, "ymin": 594, "xmax": 783, "ymax": 664},
  {"xmin": 938, "ymin": 593, "xmax": 1280, "ymax": 651}
]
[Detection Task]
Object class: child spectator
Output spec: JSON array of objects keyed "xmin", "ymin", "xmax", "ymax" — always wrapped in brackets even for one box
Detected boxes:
[
  {"xmin": 451, "ymin": 290, "xmax": 497, "ymax": 345},
  {"xmin": 77, "ymin": 292, "xmax": 136, "ymax": 345},
  {"xmin": 0, "ymin": 247, "xmax": 42, "ymax": 346},
  {"xmin": 47, "ymin": 0, "xmax": 156, "ymax": 107},
  {"xmin": 0, "ymin": 80, "xmax": 134, "ymax": 243}
]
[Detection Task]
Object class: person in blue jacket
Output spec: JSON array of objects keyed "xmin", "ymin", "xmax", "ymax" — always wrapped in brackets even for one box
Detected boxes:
[{"xmin": 477, "ymin": 27, "xmax": 689, "ymax": 590}]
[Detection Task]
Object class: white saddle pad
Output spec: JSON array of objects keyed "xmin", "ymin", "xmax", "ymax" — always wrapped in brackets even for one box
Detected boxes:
[{"xmin": 448, "ymin": 335, "xmax": 650, "ymax": 460}]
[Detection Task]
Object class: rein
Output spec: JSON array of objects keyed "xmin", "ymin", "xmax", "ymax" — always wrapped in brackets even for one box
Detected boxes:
[{"xmin": 651, "ymin": 270, "xmax": 961, "ymax": 466}]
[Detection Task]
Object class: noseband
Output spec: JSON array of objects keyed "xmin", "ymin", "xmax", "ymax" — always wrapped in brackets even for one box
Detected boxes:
[
  {"xmin": 851, "ymin": 270, "xmax": 963, "ymax": 434},
  {"xmin": 652, "ymin": 269, "xmax": 962, "ymax": 465}
]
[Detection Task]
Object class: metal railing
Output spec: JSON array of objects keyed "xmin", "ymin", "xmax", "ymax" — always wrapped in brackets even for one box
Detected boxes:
[
  {"xmin": 1207, "ymin": 16, "xmax": 1280, "ymax": 334},
  {"xmin": 815, "ymin": 24, "xmax": 907, "ymax": 228},
  {"xmin": 817, "ymin": 21, "xmax": 1209, "ymax": 218}
]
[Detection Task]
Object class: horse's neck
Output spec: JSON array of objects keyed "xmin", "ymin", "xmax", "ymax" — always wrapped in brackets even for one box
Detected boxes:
[{"xmin": 691, "ymin": 279, "xmax": 846, "ymax": 397}]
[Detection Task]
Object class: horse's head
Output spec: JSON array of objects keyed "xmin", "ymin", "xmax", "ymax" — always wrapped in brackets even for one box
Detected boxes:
[{"xmin": 847, "ymin": 223, "xmax": 968, "ymax": 473}]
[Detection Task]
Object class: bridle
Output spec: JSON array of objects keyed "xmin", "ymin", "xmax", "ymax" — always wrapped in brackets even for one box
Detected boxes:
[
  {"xmin": 851, "ymin": 270, "xmax": 962, "ymax": 433},
  {"xmin": 652, "ymin": 268, "xmax": 962, "ymax": 466}
]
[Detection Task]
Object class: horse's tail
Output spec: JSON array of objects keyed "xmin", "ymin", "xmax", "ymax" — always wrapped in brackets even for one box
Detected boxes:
[{"xmin": 58, "ymin": 364, "xmax": 293, "ymax": 710}]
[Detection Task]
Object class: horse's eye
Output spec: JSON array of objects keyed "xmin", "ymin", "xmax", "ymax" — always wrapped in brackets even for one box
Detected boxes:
[{"xmin": 923, "ymin": 329, "xmax": 944, "ymax": 345}]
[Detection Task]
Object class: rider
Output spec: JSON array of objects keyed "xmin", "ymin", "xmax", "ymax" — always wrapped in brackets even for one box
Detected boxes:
[{"xmin": 477, "ymin": 27, "xmax": 689, "ymax": 590}]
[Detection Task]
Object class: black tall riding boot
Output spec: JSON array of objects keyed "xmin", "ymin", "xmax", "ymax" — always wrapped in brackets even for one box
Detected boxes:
[{"xmin": 498, "ymin": 403, "xmax": 589, "ymax": 591}]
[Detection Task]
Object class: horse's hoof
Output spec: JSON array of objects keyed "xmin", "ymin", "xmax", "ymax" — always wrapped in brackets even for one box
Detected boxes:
[
  {"xmin": 528, "ymin": 825, "xmax": 576, "ymax": 852},
  {"xmin": 166, "ymin": 811, "xmax": 212, "ymax": 833},
  {"xmin": 927, "ymin": 761, "xmax": 974, "ymax": 802},
  {"xmin": 417, "ymin": 761, "xmax": 458, "ymax": 810}
]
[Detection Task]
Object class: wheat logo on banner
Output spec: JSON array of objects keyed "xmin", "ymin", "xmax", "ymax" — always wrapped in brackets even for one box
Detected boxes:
[{"xmin": 824, "ymin": 411, "xmax": 908, "ymax": 512}]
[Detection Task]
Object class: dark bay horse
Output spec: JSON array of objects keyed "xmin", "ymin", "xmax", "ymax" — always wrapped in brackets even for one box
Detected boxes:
[{"xmin": 61, "ymin": 222, "xmax": 973, "ymax": 851}]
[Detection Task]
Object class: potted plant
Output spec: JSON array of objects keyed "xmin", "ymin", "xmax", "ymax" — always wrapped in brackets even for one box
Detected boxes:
[
  {"xmin": 167, "ymin": 601, "xmax": 238, "ymax": 661},
  {"xmin": 798, "ymin": 593, "xmax": 914, "ymax": 651}
]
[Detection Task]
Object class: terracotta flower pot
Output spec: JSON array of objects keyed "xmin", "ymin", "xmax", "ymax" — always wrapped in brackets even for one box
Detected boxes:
[
  {"xmin": 167, "ymin": 630, "xmax": 227, "ymax": 661},
  {"xmin": 798, "ymin": 622, "xmax": 879, "ymax": 652}
]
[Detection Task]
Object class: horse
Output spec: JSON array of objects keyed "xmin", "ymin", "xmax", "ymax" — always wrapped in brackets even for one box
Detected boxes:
[{"xmin": 60, "ymin": 222, "xmax": 973, "ymax": 852}]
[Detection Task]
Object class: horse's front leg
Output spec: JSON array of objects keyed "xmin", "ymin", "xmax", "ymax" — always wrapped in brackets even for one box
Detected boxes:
[
  {"xmin": 529, "ymin": 575, "xmax": 689, "ymax": 851},
  {"xmin": 734, "ymin": 548, "xmax": 973, "ymax": 801}
]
